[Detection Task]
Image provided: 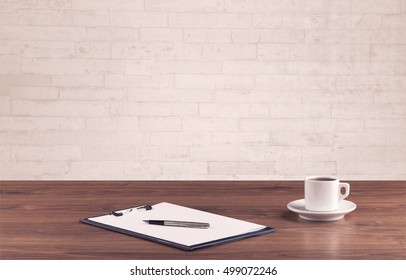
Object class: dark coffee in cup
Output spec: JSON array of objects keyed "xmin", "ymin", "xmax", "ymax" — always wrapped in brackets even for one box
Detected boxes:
[{"xmin": 309, "ymin": 177, "xmax": 336, "ymax": 182}]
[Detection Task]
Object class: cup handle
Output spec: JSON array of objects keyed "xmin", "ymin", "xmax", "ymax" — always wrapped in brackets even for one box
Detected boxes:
[{"xmin": 339, "ymin": 183, "xmax": 350, "ymax": 201}]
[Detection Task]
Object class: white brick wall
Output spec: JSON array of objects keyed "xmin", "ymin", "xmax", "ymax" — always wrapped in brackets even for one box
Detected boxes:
[{"xmin": 0, "ymin": 0, "xmax": 405, "ymax": 180}]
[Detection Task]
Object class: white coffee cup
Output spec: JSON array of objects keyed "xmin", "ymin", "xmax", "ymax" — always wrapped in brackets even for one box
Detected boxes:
[{"xmin": 304, "ymin": 176, "xmax": 350, "ymax": 212}]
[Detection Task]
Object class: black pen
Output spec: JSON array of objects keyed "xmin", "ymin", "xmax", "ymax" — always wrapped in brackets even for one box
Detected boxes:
[{"xmin": 143, "ymin": 220, "xmax": 210, "ymax": 229}]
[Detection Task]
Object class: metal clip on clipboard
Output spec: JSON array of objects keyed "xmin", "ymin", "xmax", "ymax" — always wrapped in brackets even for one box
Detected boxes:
[{"xmin": 110, "ymin": 204, "xmax": 152, "ymax": 217}]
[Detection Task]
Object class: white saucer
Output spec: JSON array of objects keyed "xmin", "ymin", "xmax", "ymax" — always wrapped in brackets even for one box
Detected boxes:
[{"xmin": 287, "ymin": 199, "xmax": 356, "ymax": 222}]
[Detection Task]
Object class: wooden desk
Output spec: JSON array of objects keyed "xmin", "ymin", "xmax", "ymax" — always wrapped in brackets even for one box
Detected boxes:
[{"xmin": 0, "ymin": 181, "xmax": 405, "ymax": 259}]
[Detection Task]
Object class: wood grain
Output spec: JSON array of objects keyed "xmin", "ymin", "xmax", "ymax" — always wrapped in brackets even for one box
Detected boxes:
[{"xmin": 0, "ymin": 181, "xmax": 405, "ymax": 259}]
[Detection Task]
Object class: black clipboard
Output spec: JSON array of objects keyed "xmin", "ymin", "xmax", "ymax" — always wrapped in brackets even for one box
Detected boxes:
[{"xmin": 80, "ymin": 202, "xmax": 275, "ymax": 251}]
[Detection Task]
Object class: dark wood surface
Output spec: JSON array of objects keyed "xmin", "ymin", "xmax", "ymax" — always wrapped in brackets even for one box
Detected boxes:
[{"xmin": 0, "ymin": 181, "xmax": 405, "ymax": 260}]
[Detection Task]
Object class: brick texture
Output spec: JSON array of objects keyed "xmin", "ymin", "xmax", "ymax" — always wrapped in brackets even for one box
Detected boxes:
[{"xmin": 0, "ymin": 0, "xmax": 405, "ymax": 179}]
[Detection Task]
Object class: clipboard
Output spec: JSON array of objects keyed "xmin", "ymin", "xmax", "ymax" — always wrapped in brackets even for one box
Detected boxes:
[{"xmin": 80, "ymin": 202, "xmax": 274, "ymax": 251}]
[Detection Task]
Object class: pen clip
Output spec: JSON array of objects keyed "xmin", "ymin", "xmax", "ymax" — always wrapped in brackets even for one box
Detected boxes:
[{"xmin": 110, "ymin": 204, "xmax": 152, "ymax": 217}]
